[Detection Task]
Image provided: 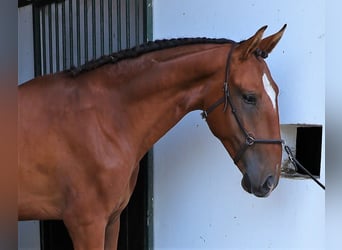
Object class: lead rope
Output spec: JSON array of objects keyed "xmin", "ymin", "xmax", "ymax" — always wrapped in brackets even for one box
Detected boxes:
[{"xmin": 283, "ymin": 144, "xmax": 325, "ymax": 190}]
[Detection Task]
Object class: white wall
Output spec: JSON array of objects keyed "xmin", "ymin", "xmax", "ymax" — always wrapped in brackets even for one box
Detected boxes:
[
  {"xmin": 18, "ymin": 5, "xmax": 41, "ymax": 250},
  {"xmin": 153, "ymin": 0, "xmax": 325, "ymax": 249},
  {"xmin": 18, "ymin": 5, "xmax": 35, "ymax": 84}
]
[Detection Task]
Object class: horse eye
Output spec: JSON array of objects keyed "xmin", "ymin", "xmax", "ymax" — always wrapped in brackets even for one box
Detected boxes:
[{"xmin": 242, "ymin": 94, "xmax": 257, "ymax": 105}]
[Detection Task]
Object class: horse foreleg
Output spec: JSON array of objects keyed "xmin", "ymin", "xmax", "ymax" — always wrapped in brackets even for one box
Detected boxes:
[
  {"xmin": 64, "ymin": 216, "xmax": 107, "ymax": 250},
  {"xmin": 104, "ymin": 218, "xmax": 120, "ymax": 250}
]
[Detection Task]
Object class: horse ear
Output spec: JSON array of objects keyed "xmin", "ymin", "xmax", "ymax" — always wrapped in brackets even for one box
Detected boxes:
[
  {"xmin": 258, "ymin": 24, "xmax": 287, "ymax": 54},
  {"xmin": 236, "ymin": 25, "xmax": 268, "ymax": 60}
]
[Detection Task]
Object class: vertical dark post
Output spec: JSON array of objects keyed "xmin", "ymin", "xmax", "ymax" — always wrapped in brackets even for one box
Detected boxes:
[
  {"xmin": 146, "ymin": 149, "xmax": 154, "ymax": 249},
  {"xmin": 48, "ymin": 4, "xmax": 53, "ymax": 73},
  {"xmin": 100, "ymin": 0, "xmax": 104, "ymax": 56},
  {"xmin": 62, "ymin": 1, "xmax": 66, "ymax": 69},
  {"xmin": 55, "ymin": 3, "xmax": 60, "ymax": 72},
  {"xmin": 32, "ymin": 3, "xmax": 42, "ymax": 77},
  {"xmin": 144, "ymin": 3, "xmax": 154, "ymax": 248},
  {"xmin": 144, "ymin": 0, "xmax": 153, "ymax": 42},
  {"xmin": 135, "ymin": 0, "xmax": 140, "ymax": 45},
  {"xmin": 91, "ymin": 0, "xmax": 96, "ymax": 58},
  {"xmin": 41, "ymin": 6, "xmax": 47, "ymax": 75},
  {"xmin": 125, "ymin": 0, "xmax": 130, "ymax": 48},
  {"xmin": 84, "ymin": 0, "xmax": 88, "ymax": 62},
  {"xmin": 117, "ymin": 0, "xmax": 121, "ymax": 51},
  {"xmin": 69, "ymin": 0, "xmax": 74, "ymax": 67},
  {"xmin": 76, "ymin": 0, "xmax": 81, "ymax": 66},
  {"xmin": 108, "ymin": 0, "xmax": 113, "ymax": 52}
]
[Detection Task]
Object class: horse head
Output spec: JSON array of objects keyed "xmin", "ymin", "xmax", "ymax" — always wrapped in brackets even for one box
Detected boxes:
[{"xmin": 203, "ymin": 25, "xmax": 286, "ymax": 197}]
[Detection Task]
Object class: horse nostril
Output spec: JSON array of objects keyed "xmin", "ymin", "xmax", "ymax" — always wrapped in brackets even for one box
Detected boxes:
[{"xmin": 263, "ymin": 175, "xmax": 275, "ymax": 190}]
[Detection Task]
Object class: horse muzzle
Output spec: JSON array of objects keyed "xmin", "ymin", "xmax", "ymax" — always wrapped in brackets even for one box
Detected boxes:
[{"xmin": 241, "ymin": 173, "xmax": 276, "ymax": 198}]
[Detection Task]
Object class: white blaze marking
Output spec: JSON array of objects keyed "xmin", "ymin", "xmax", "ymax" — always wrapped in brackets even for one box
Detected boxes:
[{"xmin": 262, "ymin": 73, "xmax": 277, "ymax": 110}]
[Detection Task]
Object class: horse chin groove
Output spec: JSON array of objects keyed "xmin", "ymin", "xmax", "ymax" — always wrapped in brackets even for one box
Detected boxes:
[{"xmin": 253, "ymin": 189, "xmax": 272, "ymax": 198}]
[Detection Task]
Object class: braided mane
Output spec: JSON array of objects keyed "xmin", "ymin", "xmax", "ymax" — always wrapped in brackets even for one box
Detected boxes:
[{"xmin": 68, "ymin": 37, "xmax": 236, "ymax": 76}]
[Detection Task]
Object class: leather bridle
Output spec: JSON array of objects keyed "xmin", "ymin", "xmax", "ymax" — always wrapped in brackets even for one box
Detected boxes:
[{"xmin": 201, "ymin": 43, "xmax": 284, "ymax": 164}]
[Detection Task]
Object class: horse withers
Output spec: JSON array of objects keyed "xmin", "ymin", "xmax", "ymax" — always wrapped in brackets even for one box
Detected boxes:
[{"xmin": 18, "ymin": 25, "xmax": 286, "ymax": 249}]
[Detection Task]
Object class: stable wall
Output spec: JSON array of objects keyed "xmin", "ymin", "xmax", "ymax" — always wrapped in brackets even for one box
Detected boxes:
[
  {"xmin": 153, "ymin": 0, "xmax": 325, "ymax": 249},
  {"xmin": 18, "ymin": 5, "xmax": 42, "ymax": 250}
]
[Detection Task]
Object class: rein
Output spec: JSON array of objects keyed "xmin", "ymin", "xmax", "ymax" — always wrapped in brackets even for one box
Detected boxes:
[{"xmin": 200, "ymin": 44, "xmax": 325, "ymax": 190}]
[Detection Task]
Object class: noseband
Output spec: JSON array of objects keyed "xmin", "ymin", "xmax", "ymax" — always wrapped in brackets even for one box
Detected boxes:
[{"xmin": 201, "ymin": 43, "xmax": 283, "ymax": 164}]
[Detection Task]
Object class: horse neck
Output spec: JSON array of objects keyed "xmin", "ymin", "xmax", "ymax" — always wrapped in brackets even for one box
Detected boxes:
[{"xmin": 108, "ymin": 43, "xmax": 231, "ymax": 158}]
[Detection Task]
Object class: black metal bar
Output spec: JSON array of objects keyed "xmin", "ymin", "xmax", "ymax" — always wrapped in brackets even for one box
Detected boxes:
[
  {"xmin": 92, "ymin": 0, "xmax": 96, "ymax": 58},
  {"xmin": 146, "ymin": 148, "xmax": 154, "ymax": 250},
  {"xmin": 135, "ymin": 0, "xmax": 139, "ymax": 45},
  {"xmin": 100, "ymin": 0, "xmax": 104, "ymax": 55},
  {"xmin": 117, "ymin": 0, "xmax": 121, "ymax": 51},
  {"xmin": 48, "ymin": 4, "xmax": 53, "ymax": 73},
  {"xmin": 18, "ymin": 0, "xmax": 33, "ymax": 8},
  {"xmin": 41, "ymin": 6, "xmax": 47, "ymax": 75},
  {"xmin": 69, "ymin": 0, "xmax": 74, "ymax": 66},
  {"xmin": 144, "ymin": 0, "xmax": 152, "ymax": 42},
  {"xmin": 84, "ymin": 0, "xmax": 88, "ymax": 62},
  {"xmin": 126, "ymin": 0, "xmax": 130, "ymax": 48},
  {"xmin": 55, "ymin": 2, "xmax": 60, "ymax": 72},
  {"xmin": 24, "ymin": 0, "xmax": 66, "ymax": 8},
  {"xmin": 62, "ymin": 1, "xmax": 66, "ymax": 69},
  {"xmin": 32, "ymin": 4, "xmax": 42, "ymax": 76},
  {"xmin": 76, "ymin": 0, "xmax": 81, "ymax": 66},
  {"xmin": 108, "ymin": 0, "xmax": 113, "ymax": 52}
]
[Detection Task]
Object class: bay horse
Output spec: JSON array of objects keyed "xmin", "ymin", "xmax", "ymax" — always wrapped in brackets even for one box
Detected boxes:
[{"xmin": 19, "ymin": 25, "xmax": 286, "ymax": 249}]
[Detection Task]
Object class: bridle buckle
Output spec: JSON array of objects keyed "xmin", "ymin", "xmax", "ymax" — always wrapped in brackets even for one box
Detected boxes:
[{"xmin": 246, "ymin": 135, "xmax": 255, "ymax": 146}]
